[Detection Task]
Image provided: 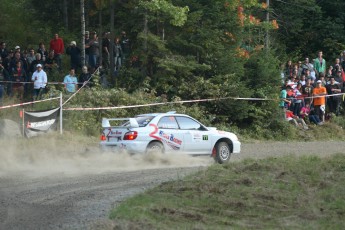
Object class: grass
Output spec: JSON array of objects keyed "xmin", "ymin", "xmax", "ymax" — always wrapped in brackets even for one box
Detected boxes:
[{"xmin": 109, "ymin": 154, "xmax": 345, "ymax": 229}]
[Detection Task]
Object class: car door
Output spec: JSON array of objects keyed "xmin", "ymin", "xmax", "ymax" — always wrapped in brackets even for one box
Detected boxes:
[
  {"xmin": 156, "ymin": 116, "xmax": 185, "ymax": 153},
  {"xmin": 175, "ymin": 116, "xmax": 212, "ymax": 154}
]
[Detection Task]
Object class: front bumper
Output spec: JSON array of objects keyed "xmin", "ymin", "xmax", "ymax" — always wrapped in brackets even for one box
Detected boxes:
[{"xmin": 232, "ymin": 140, "xmax": 241, "ymax": 153}]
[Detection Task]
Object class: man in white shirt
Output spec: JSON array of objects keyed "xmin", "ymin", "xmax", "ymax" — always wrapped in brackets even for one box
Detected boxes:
[{"xmin": 31, "ymin": 63, "xmax": 47, "ymax": 100}]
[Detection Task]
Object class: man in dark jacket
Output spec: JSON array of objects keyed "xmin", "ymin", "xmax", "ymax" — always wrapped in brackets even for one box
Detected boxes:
[{"xmin": 66, "ymin": 41, "xmax": 81, "ymax": 72}]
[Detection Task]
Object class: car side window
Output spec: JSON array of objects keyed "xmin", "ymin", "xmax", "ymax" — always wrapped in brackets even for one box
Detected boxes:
[
  {"xmin": 158, "ymin": 116, "xmax": 179, "ymax": 129},
  {"xmin": 175, "ymin": 116, "xmax": 205, "ymax": 130}
]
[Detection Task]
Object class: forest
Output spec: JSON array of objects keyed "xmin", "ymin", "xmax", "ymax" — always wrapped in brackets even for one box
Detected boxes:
[{"xmin": 1, "ymin": 0, "xmax": 345, "ymax": 138}]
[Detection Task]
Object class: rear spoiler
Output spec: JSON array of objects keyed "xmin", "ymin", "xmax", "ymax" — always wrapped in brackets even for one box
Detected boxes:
[{"xmin": 102, "ymin": 118, "xmax": 139, "ymax": 128}]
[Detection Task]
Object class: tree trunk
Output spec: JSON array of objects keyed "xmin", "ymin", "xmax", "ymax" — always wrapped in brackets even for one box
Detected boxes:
[
  {"xmin": 99, "ymin": 7, "xmax": 103, "ymax": 70},
  {"xmin": 109, "ymin": 0, "xmax": 115, "ymax": 86},
  {"xmin": 71, "ymin": 0, "xmax": 75, "ymax": 30},
  {"xmin": 63, "ymin": 0, "xmax": 69, "ymax": 31},
  {"xmin": 80, "ymin": 0, "xmax": 86, "ymax": 66},
  {"xmin": 143, "ymin": 11, "xmax": 148, "ymax": 51}
]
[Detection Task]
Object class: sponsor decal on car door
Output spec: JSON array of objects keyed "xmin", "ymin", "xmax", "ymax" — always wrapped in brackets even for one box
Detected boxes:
[
  {"xmin": 155, "ymin": 116, "xmax": 184, "ymax": 152},
  {"xmin": 174, "ymin": 116, "xmax": 211, "ymax": 154},
  {"xmin": 183, "ymin": 130, "xmax": 211, "ymax": 154}
]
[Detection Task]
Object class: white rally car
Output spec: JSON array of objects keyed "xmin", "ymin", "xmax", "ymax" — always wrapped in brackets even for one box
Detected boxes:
[{"xmin": 100, "ymin": 111, "xmax": 241, "ymax": 164}]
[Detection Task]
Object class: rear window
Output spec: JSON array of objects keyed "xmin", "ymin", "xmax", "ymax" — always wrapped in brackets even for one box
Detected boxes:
[
  {"xmin": 135, "ymin": 116, "xmax": 155, "ymax": 127},
  {"xmin": 120, "ymin": 116, "xmax": 154, "ymax": 127}
]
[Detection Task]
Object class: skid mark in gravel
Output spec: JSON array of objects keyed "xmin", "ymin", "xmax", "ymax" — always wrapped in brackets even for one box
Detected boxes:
[{"xmin": 0, "ymin": 138, "xmax": 213, "ymax": 177}]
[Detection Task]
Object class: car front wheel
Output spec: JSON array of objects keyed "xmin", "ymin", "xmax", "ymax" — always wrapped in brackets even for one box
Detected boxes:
[{"xmin": 214, "ymin": 142, "xmax": 231, "ymax": 164}]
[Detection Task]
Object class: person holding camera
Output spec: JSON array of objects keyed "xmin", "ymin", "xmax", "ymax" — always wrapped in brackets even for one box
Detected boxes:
[
  {"xmin": 31, "ymin": 64, "xmax": 47, "ymax": 101},
  {"xmin": 66, "ymin": 41, "xmax": 81, "ymax": 71}
]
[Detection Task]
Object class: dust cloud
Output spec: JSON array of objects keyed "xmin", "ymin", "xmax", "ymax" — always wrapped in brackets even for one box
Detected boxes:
[{"xmin": 0, "ymin": 134, "xmax": 213, "ymax": 177}]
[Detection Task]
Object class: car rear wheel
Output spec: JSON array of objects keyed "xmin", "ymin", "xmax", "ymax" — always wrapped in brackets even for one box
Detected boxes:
[
  {"xmin": 214, "ymin": 142, "xmax": 231, "ymax": 164},
  {"xmin": 146, "ymin": 141, "xmax": 164, "ymax": 154}
]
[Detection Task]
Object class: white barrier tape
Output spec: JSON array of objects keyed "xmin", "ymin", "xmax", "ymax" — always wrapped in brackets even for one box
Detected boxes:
[
  {"xmin": 63, "ymin": 96, "xmax": 274, "ymax": 111},
  {"xmin": 63, "ymin": 92, "xmax": 345, "ymax": 111},
  {"xmin": 0, "ymin": 97, "xmax": 60, "ymax": 110},
  {"xmin": 0, "ymin": 81, "xmax": 89, "ymax": 85},
  {"xmin": 299, "ymin": 93, "xmax": 345, "ymax": 99}
]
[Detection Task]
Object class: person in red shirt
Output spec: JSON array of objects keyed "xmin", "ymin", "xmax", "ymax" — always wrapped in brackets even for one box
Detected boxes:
[
  {"xmin": 49, "ymin": 33, "xmax": 64, "ymax": 72},
  {"xmin": 285, "ymin": 110, "xmax": 309, "ymax": 130},
  {"xmin": 11, "ymin": 61, "xmax": 26, "ymax": 101}
]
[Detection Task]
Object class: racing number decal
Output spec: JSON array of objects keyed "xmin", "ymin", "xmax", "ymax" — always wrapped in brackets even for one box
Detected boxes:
[{"xmin": 149, "ymin": 124, "xmax": 161, "ymax": 140}]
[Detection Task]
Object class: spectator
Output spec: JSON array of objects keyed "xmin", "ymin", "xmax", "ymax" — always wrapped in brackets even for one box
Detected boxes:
[
  {"xmin": 120, "ymin": 31, "xmax": 131, "ymax": 63},
  {"xmin": 66, "ymin": 41, "xmax": 81, "ymax": 71},
  {"xmin": 63, "ymin": 68, "xmax": 78, "ymax": 93},
  {"xmin": 285, "ymin": 109, "xmax": 309, "ymax": 130},
  {"xmin": 86, "ymin": 31, "xmax": 99, "ymax": 73},
  {"xmin": 302, "ymin": 78, "xmax": 314, "ymax": 105},
  {"xmin": 37, "ymin": 42, "xmax": 48, "ymax": 61},
  {"xmin": 334, "ymin": 69, "xmax": 344, "ymax": 84},
  {"xmin": 314, "ymin": 51, "xmax": 326, "ymax": 77},
  {"xmin": 340, "ymin": 50, "xmax": 345, "ymax": 71},
  {"xmin": 10, "ymin": 51, "xmax": 30, "ymax": 97},
  {"xmin": 318, "ymin": 72, "xmax": 327, "ymax": 87},
  {"xmin": 30, "ymin": 53, "xmax": 45, "ymax": 74},
  {"xmin": 79, "ymin": 65, "xmax": 92, "ymax": 88},
  {"xmin": 0, "ymin": 57, "xmax": 10, "ymax": 105},
  {"xmin": 0, "ymin": 42, "xmax": 8, "ymax": 59},
  {"xmin": 326, "ymin": 76, "xmax": 342, "ymax": 116},
  {"xmin": 31, "ymin": 64, "xmax": 47, "ymax": 101},
  {"xmin": 49, "ymin": 33, "xmax": 64, "ymax": 71},
  {"xmin": 300, "ymin": 103, "xmax": 323, "ymax": 125},
  {"xmin": 285, "ymin": 60, "xmax": 293, "ymax": 78},
  {"xmin": 2, "ymin": 51, "xmax": 14, "ymax": 79},
  {"xmin": 302, "ymin": 57, "xmax": 316, "ymax": 79},
  {"xmin": 9, "ymin": 51, "xmax": 28, "ymax": 73},
  {"xmin": 26, "ymin": 48, "xmax": 36, "ymax": 67},
  {"xmin": 14, "ymin": 45, "xmax": 21, "ymax": 55},
  {"xmin": 327, "ymin": 66, "xmax": 333, "ymax": 77},
  {"xmin": 332, "ymin": 58, "xmax": 341, "ymax": 76},
  {"xmin": 286, "ymin": 83, "xmax": 296, "ymax": 111},
  {"xmin": 312, "ymin": 80, "xmax": 327, "ymax": 122},
  {"xmin": 44, "ymin": 50, "xmax": 57, "ymax": 73},
  {"xmin": 304, "ymin": 69, "xmax": 314, "ymax": 81},
  {"xmin": 292, "ymin": 66, "xmax": 300, "ymax": 80},
  {"xmin": 299, "ymin": 74, "xmax": 306, "ymax": 86},
  {"xmin": 102, "ymin": 32, "xmax": 110, "ymax": 69},
  {"xmin": 297, "ymin": 61, "xmax": 303, "ymax": 77},
  {"xmin": 279, "ymin": 85, "xmax": 291, "ymax": 118},
  {"xmin": 11, "ymin": 61, "xmax": 26, "ymax": 101},
  {"xmin": 287, "ymin": 75, "xmax": 297, "ymax": 89},
  {"xmin": 114, "ymin": 37, "xmax": 123, "ymax": 70},
  {"xmin": 293, "ymin": 82, "xmax": 304, "ymax": 116}
]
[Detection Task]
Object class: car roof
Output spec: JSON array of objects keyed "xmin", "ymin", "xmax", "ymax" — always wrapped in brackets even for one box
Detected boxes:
[{"xmin": 137, "ymin": 111, "xmax": 188, "ymax": 117}]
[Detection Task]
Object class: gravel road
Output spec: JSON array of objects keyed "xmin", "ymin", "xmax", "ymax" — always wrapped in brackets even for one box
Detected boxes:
[{"xmin": 0, "ymin": 141, "xmax": 345, "ymax": 230}]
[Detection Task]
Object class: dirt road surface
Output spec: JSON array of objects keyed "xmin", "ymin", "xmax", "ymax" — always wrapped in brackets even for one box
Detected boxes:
[{"xmin": 1, "ymin": 141, "xmax": 345, "ymax": 229}]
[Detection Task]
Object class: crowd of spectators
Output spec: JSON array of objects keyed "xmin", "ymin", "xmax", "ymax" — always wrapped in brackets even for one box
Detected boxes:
[
  {"xmin": 280, "ymin": 50, "xmax": 345, "ymax": 129},
  {"xmin": 0, "ymin": 30, "xmax": 131, "ymax": 104}
]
